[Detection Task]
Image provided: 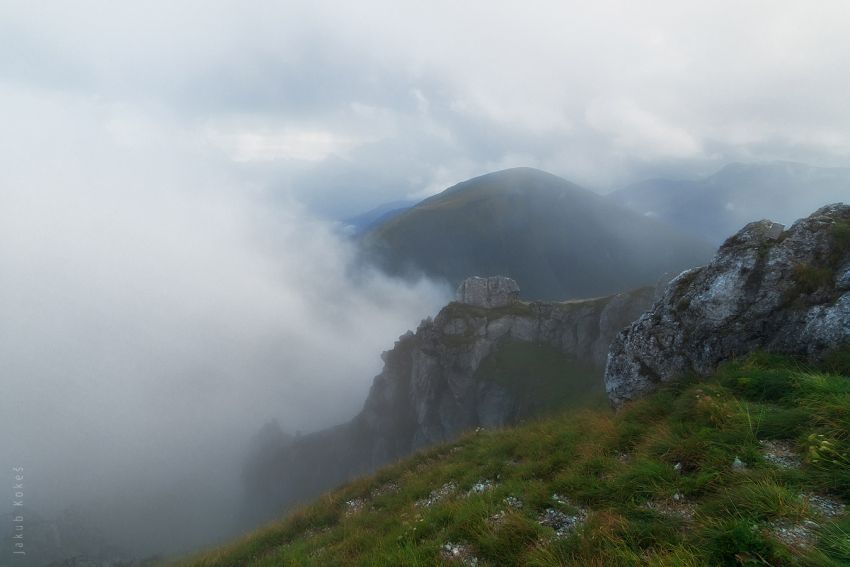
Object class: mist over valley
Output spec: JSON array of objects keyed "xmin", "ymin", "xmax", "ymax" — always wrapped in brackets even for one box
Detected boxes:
[{"xmin": 2, "ymin": 2, "xmax": 850, "ymax": 565}]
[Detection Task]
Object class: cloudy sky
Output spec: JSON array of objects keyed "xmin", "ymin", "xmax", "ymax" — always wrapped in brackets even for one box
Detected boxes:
[
  {"xmin": 2, "ymin": 0, "xmax": 850, "ymax": 558},
  {"xmin": 3, "ymin": 1, "xmax": 850, "ymax": 217}
]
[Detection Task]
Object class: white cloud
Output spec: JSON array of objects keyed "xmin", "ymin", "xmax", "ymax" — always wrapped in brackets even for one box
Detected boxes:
[
  {"xmin": 4, "ymin": 0, "xmax": 850, "ymax": 198},
  {"xmin": 0, "ymin": 85, "xmax": 449, "ymax": 553},
  {"xmin": 206, "ymin": 126, "xmax": 364, "ymax": 162},
  {"xmin": 586, "ymin": 97, "xmax": 702, "ymax": 159}
]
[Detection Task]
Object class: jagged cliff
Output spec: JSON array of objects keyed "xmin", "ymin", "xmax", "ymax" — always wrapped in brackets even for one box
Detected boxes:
[
  {"xmin": 243, "ymin": 277, "xmax": 655, "ymax": 520},
  {"xmin": 606, "ymin": 203, "xmax": 850, "ymax": 407}
]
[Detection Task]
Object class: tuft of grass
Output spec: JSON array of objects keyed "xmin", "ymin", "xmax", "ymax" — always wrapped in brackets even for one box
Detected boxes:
[
  {"xmin": 792, "ymin": 263, "xmax": 835, "ymax": 295},
  {"xmin": 172, "ymin": 353, "xmax": 850, "ymax": 567},
  {"xmin": 831, "ymin": 220, "xmax": 850, "ymax": 255},
  {"xmin": 823, "ymin": 344, "xmax": 850, "ymax": 377},
  {"xmin": 819, "ymin": 516, "xmax": 850, "ymax": 563},
  {"xmin": 700, "ymin": 518, "xmax": 791, "ymax": 566},
  {"xmin": 475, "ymin": 342, "xmax": 610, "ymax": 415},
  {"xmin": 702, "ymin": 479, "xmax": 808, "ymax": 523}
]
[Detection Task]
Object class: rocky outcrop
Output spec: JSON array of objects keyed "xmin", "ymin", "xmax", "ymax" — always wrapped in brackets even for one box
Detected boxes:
[
  {"xmin": 605, "ymin": 204, "xmax": 850, "ymax": 407},
  {"xmin": 365, "ymin": 286, "xmax": 653, "ymax": 453},
  {"xmin": 456, "ymin": 276, "xmax": 520, "ymax": 308},
  {"xmin": 243, "ymin": 283, "xmax": 655, "ymax": 520}
]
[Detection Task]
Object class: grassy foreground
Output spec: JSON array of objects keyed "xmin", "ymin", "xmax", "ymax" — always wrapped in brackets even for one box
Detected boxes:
[{"xmin": 175, "ymin": 353, "xmax": 850, "ymax": 566}]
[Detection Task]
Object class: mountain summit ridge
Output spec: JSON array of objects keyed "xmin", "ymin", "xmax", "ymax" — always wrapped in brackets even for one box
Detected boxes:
[
  {"xmin": 612, "ymin": 161, "xmax": 850, "ymax": 243},
  {"xmin": 361, "ymin": 167, "xmax": 713, "ymax": 300}
]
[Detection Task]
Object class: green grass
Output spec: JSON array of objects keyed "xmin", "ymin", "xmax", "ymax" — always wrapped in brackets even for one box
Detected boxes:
[
  {"xmin": 474, "ymin": 342, "xmax": 609, "ymax": 414},
  {"xmin": 831, "ymin": 221, "xmax": 850, "ymax": 257},
  {"xmin": 173, "ymin": 352, "xmax": 850, "ymax": 567},
  {"xmin": 786, "ymin": 216, "xmax": 850, "ymax": 304},
  {"xmin": 792, "ymin": 264, "xmax": 835, "ymax": 295}
]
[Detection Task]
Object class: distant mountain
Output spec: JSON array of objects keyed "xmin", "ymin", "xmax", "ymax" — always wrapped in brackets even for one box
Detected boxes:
[
  {"xmin": 342, "ymin": 200, "xmax": 416, "ymax": 235},
  {"xmin": 359, "ymin": 167, "xmax": 714, "ymax": 300},
  {"xmin": 611, "ymin": 161, "xmax": 850, "ymax": 244}
]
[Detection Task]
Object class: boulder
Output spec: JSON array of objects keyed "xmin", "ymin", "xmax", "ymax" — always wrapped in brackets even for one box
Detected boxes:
[
  {"xmin": 605, "ymin": 204, "xmax": 850, "ymax": 408},
  {"xmin": 456, "ymin": 276, "xmax": 520, "ymax": 308}
]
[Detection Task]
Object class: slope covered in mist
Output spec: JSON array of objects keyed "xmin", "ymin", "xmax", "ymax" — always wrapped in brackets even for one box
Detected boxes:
[
  {"xmin": 360, "ymin": 168, "xmax": 714, "ymax": 300},
  {"xmin": 178, "ymin": 352, "xmax": 850, "ymax": 567},
  {"xmin": 611, "ymin": 161, "xmax": 850, "ymax": 244},
  {"xmin": 240, "ymin": 278, "xmax": 655, "ymax": 525},
  {"xmin": 178, "ymin": 205, "xmax": 850, "ymax": 566}
]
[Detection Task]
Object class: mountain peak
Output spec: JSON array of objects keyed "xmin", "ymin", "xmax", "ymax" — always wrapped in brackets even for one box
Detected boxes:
[
  {"xmin": 361, "ymin": 168, "xmax": 713, "ymax": 300},
  {"xmin": 432, "ymin": 167, "xmax": 584, "ymax": 203}
]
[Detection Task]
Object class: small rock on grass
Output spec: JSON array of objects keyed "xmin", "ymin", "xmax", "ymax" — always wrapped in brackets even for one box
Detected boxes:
[
  {"xmin": 759, "ymin": 439, "xmax": 801, "ymax": 469},
  {"xmin": 415, "ymin": 482, "xmax": 457, "ymax": 508},
  {"xmin": 467, "ymin": 479, "xmax": 496, "ymax": 496},
  {"xmin": 770, "ymin": 520, "xmax": 820, "ymax": 550},
  {"xmin": 802, "ymin": 493, "xmax": 846, "ymax": 518},
  {"xmin": 440, "ymin": 542, "xmax": 480, "ymax": 566},
  {"xmin": 538, "ymin": 507, "xmax": 587, "ymax": 539},
  {"xmin": 644, "ymin": 493, "xmax": 697, "ymax": 522},
  {"xmin": 344, "ymin": 497, "xmax": 367, "ymax": 517}
]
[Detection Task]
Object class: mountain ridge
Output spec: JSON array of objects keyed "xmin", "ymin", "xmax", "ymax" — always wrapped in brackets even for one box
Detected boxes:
[
  {"xmin": 177, "ymin": 203, "xmax": 850, "ymax": 566},
  {"xmin": 360, "ymin": 167, "xmax": 714, "ymax": 300},
  {"xmin": 611, "ymin": 161, "xmax": 850, "ymax": 244},
  {"xmin": 240, "ymin": 279, "xmax": 656, "ymax": 524}
]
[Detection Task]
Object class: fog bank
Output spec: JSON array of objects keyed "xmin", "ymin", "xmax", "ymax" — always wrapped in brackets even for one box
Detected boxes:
[{"xmin": 0, "ymin": 88, "xmax": 449, "ymax": 559}]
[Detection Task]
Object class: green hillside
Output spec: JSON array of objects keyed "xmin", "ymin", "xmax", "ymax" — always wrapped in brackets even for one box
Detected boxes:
[
  {"xmin": 360, "ymin": 168, "xmax": 714, "ymax": 300},
  {"xmin": 174, "ymin": 351, "xmax": 850, "ymax": 566}
]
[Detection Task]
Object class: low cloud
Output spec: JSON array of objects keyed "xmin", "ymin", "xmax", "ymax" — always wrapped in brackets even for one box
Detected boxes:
[{"xmin": 0, "ymin": 87, "xmax": 449, "ymax": 556}]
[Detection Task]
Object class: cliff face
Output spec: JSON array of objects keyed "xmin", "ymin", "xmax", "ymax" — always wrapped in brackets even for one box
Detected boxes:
[
  {"xmin": 243, "ymin": 279, "xmax": 655, "ymax": 520},
  {"xmin": 362, "ymin": 282, "xmax": 654, "ymax": 454},
  {"xmin": 605, "ymin": 204, "xmax": 850, "ymax": 407}
]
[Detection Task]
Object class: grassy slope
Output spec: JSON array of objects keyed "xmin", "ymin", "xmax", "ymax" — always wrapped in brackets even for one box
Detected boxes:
[
  {"xmin": 175, "ymin": 353, "xmax": 850, "ymax": 566},
  {"xmin": 474, "ymin": 342, "xmax": 609, "ymax": 416}
]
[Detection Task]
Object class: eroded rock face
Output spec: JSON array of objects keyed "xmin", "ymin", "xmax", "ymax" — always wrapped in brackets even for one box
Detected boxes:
[
  {"xmin": 244, "ymin": 284, "xmax": 655, "ymax": 520},
  {"xmin": 456, "ymin": 276, "xmax": 520, "ymax": 308},
  {"xmin": 605, "ymin": 204, "xmax": 850, "ymax": 408}
]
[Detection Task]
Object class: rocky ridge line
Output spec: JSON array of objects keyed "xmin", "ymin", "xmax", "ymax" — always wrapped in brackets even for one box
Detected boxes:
[{"xmin": 243, "ymin": 277, "xmax": 656, "ymax": 520}]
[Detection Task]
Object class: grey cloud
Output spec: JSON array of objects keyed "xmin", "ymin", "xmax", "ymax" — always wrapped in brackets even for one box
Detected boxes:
[{"xmin": 0, "ymin": 89, "xmax": 449, "ymax": 557}]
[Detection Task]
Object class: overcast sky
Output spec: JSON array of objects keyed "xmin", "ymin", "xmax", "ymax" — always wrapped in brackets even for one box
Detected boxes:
[
  {"xmin": 2, "ymin": 0, "xmax": 850, "ymax": 558},
  {"xmin": 3, "ymin": 1, "xmax": 850, "ymax": 217}
]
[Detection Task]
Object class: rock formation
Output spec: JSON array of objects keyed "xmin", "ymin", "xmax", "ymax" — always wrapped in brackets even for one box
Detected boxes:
[
  {"xmin": 605, "ymin": 204, "xmax": 850, "ymax": 407},
  {"xmin": 243, "ymin": 282, "xmax": 656, "ymax": 521},
  {"xmin": 456, "ymin": 276, "xmax": 520, "ymax": 308}
]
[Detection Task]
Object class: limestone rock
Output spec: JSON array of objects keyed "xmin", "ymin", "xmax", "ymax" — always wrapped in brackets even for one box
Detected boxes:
[
  {"xmin": 837, "ymin": 262, "xmax": 850, "ymax": 291},
  {"xmin": 605, "ymin": 204, "xmax": 850, "ymax": 408},
  {"xmin": 245, "ymin": 284, "xmax": 656, "ymax": 519},
  {"xmin": 456, "ymin": 276, "xmax": 520, "ymax": 308}
]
